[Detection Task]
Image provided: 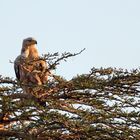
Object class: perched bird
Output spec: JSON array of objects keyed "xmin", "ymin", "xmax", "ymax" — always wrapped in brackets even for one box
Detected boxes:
[{"xmin": 14, "ymin": 37, "xmax": 49, "ymax": 106}]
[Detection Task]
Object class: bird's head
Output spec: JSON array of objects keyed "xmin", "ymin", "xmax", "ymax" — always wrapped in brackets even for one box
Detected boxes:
[
  {"xmin": 22, "ymin": 37, "xmax": 37, "ymax": 47},
  {"xmin": 21, "ymin": 37, "xmax": 39, "ymax": 59}
]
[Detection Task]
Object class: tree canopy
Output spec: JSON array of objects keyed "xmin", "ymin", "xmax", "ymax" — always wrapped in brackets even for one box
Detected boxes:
[{"xmin": 0, "ymin": 51, "xmax": 140, "ymax": 140}]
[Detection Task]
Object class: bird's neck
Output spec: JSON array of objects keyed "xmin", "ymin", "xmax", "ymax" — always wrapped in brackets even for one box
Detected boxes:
[
  {"xmin": 21, "ymin": 49, "xmax": 29, "ymax": 58},
  {"xmin": 28, "ymin": 45, "xmax": 39, "ymax": 59}
]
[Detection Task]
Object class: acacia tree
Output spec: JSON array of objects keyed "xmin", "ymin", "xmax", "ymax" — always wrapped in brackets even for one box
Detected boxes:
[{"xmin": 0, "ymin": 51, "xmax": 140, "ymax": 139}]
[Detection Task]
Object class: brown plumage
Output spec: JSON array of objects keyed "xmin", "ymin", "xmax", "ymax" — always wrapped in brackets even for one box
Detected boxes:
[{"xmin": 14, "ymin": 37, "xmax": 49, "ymax": 106}]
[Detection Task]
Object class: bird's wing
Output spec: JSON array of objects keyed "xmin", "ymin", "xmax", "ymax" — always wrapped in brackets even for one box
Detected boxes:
[
  {"xmin": 14, "ymin": 56, "xmax": 30, "ymax": 82},
  {"xmin": 14, "ymin": 56, "xmax": 21, "ymax": 81}
]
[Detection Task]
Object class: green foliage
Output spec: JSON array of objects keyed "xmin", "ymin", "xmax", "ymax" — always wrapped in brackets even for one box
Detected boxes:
[{"xmin": 0, "ymin": 52, "xmax": 140, "ymax": 139}]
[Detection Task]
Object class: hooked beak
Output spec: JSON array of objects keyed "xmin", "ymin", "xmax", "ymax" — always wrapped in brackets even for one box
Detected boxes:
[{"xmin": 34, "ymin": 40, "xmax": 37, "ymax": 44}]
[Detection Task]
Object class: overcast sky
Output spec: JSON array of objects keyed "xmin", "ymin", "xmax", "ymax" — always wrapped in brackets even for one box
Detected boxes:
[{"xmin": 0, "ymin": 0, "xmax": 140, "ymax": 79}]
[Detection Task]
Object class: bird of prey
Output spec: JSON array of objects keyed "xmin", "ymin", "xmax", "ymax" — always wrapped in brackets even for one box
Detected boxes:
[{"xmin": 14, "ymin": 37, "xmax": 49, "ymax": 106}]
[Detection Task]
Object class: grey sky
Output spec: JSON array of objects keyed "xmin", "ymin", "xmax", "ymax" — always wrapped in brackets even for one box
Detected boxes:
[{"xmin": 0, "ymin": 0, "xmax": 140, "ymax": 79}]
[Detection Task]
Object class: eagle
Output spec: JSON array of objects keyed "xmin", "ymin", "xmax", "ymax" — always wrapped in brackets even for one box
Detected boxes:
[{"xmin": 14, "ymin": 37, "xmax": 49, "ymax": 106}]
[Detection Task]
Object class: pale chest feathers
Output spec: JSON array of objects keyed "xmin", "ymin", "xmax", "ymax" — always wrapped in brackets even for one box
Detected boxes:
[{"xmin": 28, "ymin": 46, "xmax": 39, "ymax": 59}]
